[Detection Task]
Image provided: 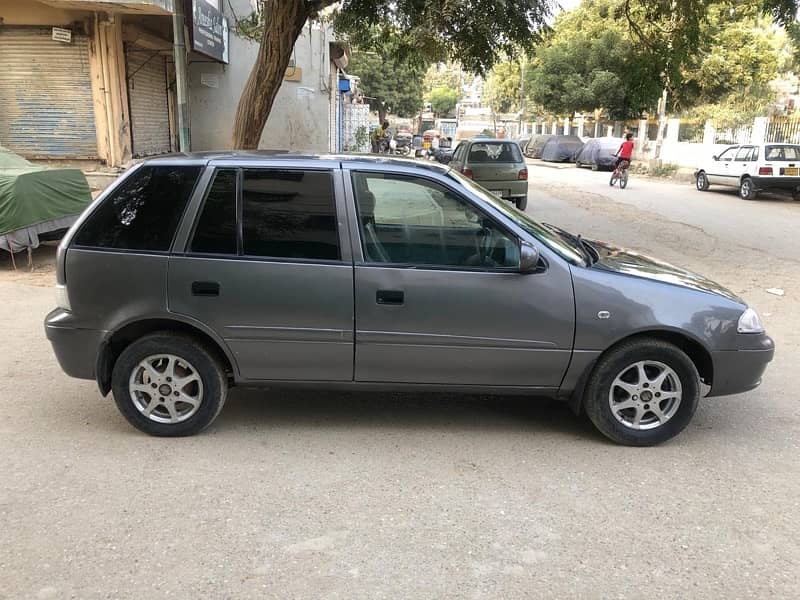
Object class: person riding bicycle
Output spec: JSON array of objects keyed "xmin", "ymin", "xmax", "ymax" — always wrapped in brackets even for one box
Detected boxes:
[{"xmin": 614, "ymin": 133, "xmax": 634, "ymax": 169}]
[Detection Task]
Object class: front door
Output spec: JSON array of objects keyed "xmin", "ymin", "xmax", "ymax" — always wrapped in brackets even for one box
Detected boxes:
[
  {"xmin": 707, "ymin": 146, "xmax": 738, "ymax": 185},
  {"xmin": 168, "ymin": 167, "xmax": 354, "ymax": 381},
  {"xmin": 347, "ymin": 171, "xmax": 575, "ymax": 388}
]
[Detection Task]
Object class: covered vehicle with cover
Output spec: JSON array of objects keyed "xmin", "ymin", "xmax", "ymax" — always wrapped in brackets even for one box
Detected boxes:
[
  {"xmin": 575, "ymin": 137, "xmax": 624, "ymax": 171},
  {"xmin": 541, "ymin": 135, "xmax": 585, "ymax": 163},
  {"xmin": 0, "ymin": 147, "xmax": 92, "ymax": 253}
]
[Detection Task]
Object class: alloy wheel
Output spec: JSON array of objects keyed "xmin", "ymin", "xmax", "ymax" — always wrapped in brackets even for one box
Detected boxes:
[
  {"xmin": 608, "ymin": 360, "xmax": 682, "ymax": 430},
  {"xmin": 128, "ymin": 354, "xmax": 203, "ymax": 424}
]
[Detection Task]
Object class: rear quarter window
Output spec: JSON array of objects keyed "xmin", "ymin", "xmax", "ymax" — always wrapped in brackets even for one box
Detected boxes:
[{"xmin": 73, "ymin": 165, "xmax": 202, "ymax": 251}]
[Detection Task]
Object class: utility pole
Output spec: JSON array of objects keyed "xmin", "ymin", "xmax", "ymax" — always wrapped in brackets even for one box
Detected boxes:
[{"xmin": 172, "ymin": 0, "xmax": 191, "ymax": 152}]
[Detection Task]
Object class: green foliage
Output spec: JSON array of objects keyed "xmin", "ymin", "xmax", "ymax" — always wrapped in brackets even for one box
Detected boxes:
[
  {"xmin": 485, "ymin": 61, "xmax": 522, "ymax": 114},
  {"xmin": 525, "ymin": 0, "xmax": 662, "ymax": 118},
  {"xmin": 429, "ymin": 86, "xmax": 459, "ymax": 116},
  {"xmin": 344, "ymin": 125, "xmax": 369, "ymax": 152},
  {"xmin": 423, "ymin": 64, "xmax": 462, "ymax": 98},
  {"xmin": 333, "ymin": 0, "xmax": 554, "ymax": 75},
  {"xmin": 348, "ymin": 51, "xmax": 426, "ymax": 120}
]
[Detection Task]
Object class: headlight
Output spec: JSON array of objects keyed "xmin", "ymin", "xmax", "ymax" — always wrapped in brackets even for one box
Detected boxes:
[
  {"xmin": 55, "ymin": 284, "xmax": 71, "ymax": 312},
  {"xmin": 737, "ymin": 307, "xmax": 764, "ymax": 334}
]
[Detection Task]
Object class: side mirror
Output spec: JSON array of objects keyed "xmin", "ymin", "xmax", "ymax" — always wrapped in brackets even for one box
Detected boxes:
[
  {"xmin": 712, "ymin": 155, "xmax": 718, "ymax": 161},
  {"xmin": 519, "ymin": 241, "xmax": 540, "ymax": 273}
]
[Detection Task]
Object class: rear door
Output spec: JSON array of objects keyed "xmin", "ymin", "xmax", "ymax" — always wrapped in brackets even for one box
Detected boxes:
[
  {"xmin": 731, "ymin": 145, "xmax": 755, "ymax": 180},
  {"xmin": 168, "ymin": 162, "xmax": 354, "ymax": 382}
]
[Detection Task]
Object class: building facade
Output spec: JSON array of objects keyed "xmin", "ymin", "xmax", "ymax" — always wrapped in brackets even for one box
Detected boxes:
[{"xmin": 0, "ymin": 0, "xmax": 345, "ymax": 167}]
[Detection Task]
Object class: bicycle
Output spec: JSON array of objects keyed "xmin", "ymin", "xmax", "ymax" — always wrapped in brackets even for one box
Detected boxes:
[{"xmin": 609, "ymin": 158, "xmax": 630, "ymax": 189}]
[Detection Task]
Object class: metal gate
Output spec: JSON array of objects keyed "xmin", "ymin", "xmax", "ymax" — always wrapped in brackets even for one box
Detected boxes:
[
  {"xmin": 0, "ymin": 27, "xmax": 97, "ymax": 158},
  {"xmin": 126, "ymin": 46, "xmax": 171, "ymax": 157}
]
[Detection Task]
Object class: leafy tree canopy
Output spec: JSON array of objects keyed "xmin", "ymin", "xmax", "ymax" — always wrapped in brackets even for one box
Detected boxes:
[
  {"xmin": 348, "ymin": 51, "xmax": 426, "ymax": 122},
  {"xmin": 484, "ymin": 61, "xmax": 522, "ymax": 115},
  {"xmin": 423, "ymin": 64, "xmax": 463, "ymax": 99},
  {"xmin": 429, "ymin": 86, "xmax": 459, "ymax": 117}
]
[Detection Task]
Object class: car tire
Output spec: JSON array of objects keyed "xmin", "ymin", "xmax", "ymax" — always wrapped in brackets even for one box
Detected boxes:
[
  {"xmin": 111, "ymin": 332, "xmax": 228, "ymax": 437},
  {"xmin": 515, "ymin": 196, "xmax": 528, "ymax": 211},
  {"xmin": 740, "ymin": 177, "xmax": 758, "ymax": 200},
  {"xmin": 591, "ymin": 163, "xmax": 598, "ymax": 171},
  {"xmin": 575, "ymin": 161, "xmax": 582, "ymax": 168},
  {"xmin": 583, "ymin": 338, "xmax": 700, "ymax": 446},
  {"xmin": 696, "ymin": 171, "xmax": 710, "ymax": 191}
]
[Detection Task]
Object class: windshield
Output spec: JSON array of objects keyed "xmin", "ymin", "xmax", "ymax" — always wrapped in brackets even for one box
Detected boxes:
[
  {"xmin": 467, "ymin": 142, "xmax": 523, "ymax": 163},
  {"xmin": 764, "ymin": 145, "xmax": 800, "ymax": 161},
  {"xmin": 447, "ymin": 169, "xmax": 586, "ymax": 265}
]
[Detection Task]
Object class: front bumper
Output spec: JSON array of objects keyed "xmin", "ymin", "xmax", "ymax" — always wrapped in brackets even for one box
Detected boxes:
[
  {"xmin": 750, "ymin": 175, "xmax": 800, "ymax": 191},
  {"xmin": 45, "ymin": 308, "xmax": 104, "ymax": 381},
  {"xmin": 708, "ymin": 333, "xmax": 775, "ymax": 397}
]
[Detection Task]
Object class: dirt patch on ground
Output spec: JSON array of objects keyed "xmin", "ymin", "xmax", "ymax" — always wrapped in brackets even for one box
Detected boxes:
[{"xmin": 0, "ymin": 243, "xmax": 58, "ymax": 287}]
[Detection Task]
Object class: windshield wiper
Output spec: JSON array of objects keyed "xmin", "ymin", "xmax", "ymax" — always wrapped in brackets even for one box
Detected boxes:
[
  {"xmin": 575, "ymin": 234, "xmax": 596, "ymax": 266},
  {"xmin": 542, "ymin": 223, "xmax": 595, "ymax": 266}
]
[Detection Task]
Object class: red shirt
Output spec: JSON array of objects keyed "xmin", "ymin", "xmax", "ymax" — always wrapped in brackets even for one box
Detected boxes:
[{"xmin": 619, "ymin": 140, "xmax": 634, "ymax": 159}]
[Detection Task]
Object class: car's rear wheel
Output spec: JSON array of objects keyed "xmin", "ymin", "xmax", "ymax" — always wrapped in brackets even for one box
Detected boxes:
[
  {"xmin": 696, "ymin": 171, "xmax": 710, "ymax": 191},
  {"xmin": 515, "ymin": 196, "xmax": 528, "ymax": 211},
  {"xmin": 740, "ymin": 177, "xmax": 758, "ymax": 200},
  {"xmin": 583, "ymin": 338, "xmax": 700, "ymax": 446},
  {"xmin": 112, "ymin": 333, "xmax": 227, "ymax": 436}
]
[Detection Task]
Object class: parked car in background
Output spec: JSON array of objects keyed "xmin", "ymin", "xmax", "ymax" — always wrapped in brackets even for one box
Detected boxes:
[
  {"xmin": 541, "ymin": 135, "xmax": 585, "ymax": 163},
  {"xmin": 575, "ymin": 137, "xmax": 624, "ymax": 171},
  {"xmin": 694, "ymin": 143, "xmax": 800, "ymax": 200},
  {"xmin": 45, "ymin": 153, "xmax": 774, "ymax": 446},
  {"xmin": 517, "ymin": 136, "xmax": 531, "ymax": 156},
  {"xmin": 449, "ymin": 139, "xmax": 529, "ymax": 209},
  {"xmin": 525, "ymin": 134, "xmax": 553, "ymax": 159},
  {"xmin": 432, "ymin": 137, "xmax": 456, "ymax": 164}
]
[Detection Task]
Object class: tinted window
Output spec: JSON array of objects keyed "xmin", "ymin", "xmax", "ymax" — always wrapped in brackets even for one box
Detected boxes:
[
  {"xmin": 74, "ymin": 165, "xmax": 201, "ymax": 251},
  {"xmin": 352, "ymin": 172, "xmax": 519, "ymax": 268},
  {"xmin": 467, "ymin": 142, "xmax": 522, "ymax": 163},
  {"xmin": 191, "ymin": 169, "xmax": 237, "ymax": 255},
  {"xmin": 242, "ymin": 170, "xmax": 339, "ymax": 260}
]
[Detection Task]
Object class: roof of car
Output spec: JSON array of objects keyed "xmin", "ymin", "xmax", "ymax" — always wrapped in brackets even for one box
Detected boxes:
[{"xmin": 140, "ymin": 151, "xmax": 452, "ymax": 174}]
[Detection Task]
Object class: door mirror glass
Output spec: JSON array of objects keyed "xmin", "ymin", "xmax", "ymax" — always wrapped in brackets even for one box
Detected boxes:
[{"xmin": 519, "ymin": 241, "xmax": 540, "ymax": 273}]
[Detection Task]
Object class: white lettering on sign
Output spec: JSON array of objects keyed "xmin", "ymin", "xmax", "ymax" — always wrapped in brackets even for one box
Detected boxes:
[
  {"xmin": 52, "ymin": 27, "xmax": 72, "ymax": 44},
  {"xmin": 200, "ymin": 73, "xmax": 219, "ymax": 88}
]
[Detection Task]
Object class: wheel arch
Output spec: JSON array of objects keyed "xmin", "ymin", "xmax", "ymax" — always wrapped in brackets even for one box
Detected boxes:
[
  {"xmin": 96, "ymin": 317, "xmax": 237, "ymax": 396},
  {"xmin": 569, "ymin": 329, "xmax": 713, "ymax": 415}
]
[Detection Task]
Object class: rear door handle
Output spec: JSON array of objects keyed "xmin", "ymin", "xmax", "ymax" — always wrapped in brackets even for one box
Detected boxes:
[
  {"xmin": 376, "ymin": 289, "xmax": 404, "ymax": 305},
  {"xmin": 192, "ymin": 281, "xmax": 220, "ymax": 297}
]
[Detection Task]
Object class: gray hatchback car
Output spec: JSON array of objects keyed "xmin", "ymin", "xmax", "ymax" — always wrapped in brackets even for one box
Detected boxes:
[
  {"xmin": 45, "ymin": 153, "xmax": 774, "ymax": 446},
  {"xmin": 449, "ymin": 139, "xmax": 529, "ymax": 210}
]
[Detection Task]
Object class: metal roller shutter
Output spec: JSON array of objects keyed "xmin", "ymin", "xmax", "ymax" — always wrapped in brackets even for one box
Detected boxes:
[
  {"xmin": 126, "ymin": 46, "xmax": 171, "ymax": 157},
  {"xmin": 0, "ymin": 27, "xmax": 97, "ymax": 158}
]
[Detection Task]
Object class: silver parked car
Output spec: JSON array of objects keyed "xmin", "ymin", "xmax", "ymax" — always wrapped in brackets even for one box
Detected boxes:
[
  {"xmin": 45, "ymin": 154, "xmax": 774, "ymax": 446},
  {"xmin": 449, "ymin": 139, "xmax": 529, "ymax": 210}
]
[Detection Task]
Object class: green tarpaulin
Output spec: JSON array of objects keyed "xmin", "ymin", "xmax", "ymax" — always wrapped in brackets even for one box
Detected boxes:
[{"xmin": 0, "ymin": 148, "xmax": 92, "ymax": 237}]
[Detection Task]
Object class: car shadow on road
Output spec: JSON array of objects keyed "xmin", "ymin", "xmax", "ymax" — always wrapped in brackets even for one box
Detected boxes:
[{"xmin": 212, "ymin": 387, "xmax": 602, "ymax": 441}]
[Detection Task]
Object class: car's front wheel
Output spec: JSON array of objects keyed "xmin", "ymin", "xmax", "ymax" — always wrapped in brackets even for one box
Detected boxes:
[
  {"xmin": 112, "ymin": 333, "xmax": 227, "ymax": 436},
  {"xmin": 696, "ymin": 171, "xmax": 710, "ymax": 191},
  {"xmin": 583, "ymin": 338, "xmax": 700, "ymax": 446}
]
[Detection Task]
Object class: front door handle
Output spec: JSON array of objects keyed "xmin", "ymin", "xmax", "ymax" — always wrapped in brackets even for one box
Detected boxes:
[
  {"xmin": 192, "ymin": 281, "xmax": 220, "ymax": 297},
  {"xmin": 376, "ymin": 289, "xmax": 404, "ymax": 305}
]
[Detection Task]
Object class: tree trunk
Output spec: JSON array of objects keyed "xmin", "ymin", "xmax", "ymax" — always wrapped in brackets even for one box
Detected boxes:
[
  {"xmin": 378, "ymin": 106, "xmax": 387, "ymax": 125},
  {"xmin": 232, "ymin": 0, "xmax": 309, "ymax": 149}
]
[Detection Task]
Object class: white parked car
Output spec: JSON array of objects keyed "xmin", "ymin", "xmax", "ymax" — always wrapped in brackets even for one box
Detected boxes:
[{"xmin": 694, "ymin": 143, "xmax": 800, "ymax": 200}]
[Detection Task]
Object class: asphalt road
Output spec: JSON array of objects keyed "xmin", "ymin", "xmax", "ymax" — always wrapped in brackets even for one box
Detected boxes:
[{"xmin": 1, "ymin": 166, "xmax": 798, "ymax": 599}]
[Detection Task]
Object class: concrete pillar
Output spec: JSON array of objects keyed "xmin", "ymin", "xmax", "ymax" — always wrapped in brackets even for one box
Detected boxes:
[
  {"xmin": 551, "ymin": 121, "xmax": 558, "ymax": 135},
  {"xmin": 636, "ymin": 119, "xmax": 647, "ymax": 159},
  {"xmin": 606, "ymin": 125, "xmax": 613, "ymax": 137},
  {"xmin": 666, "ymin": 118, "xmax": 680, "ymax": 144},
  {"xmin": 703, "ymin": 120, "xmax": 715, "ymax": 146},
  {"xmin": 563, "ymin": 117, "xmax": 570, "ymax": 135},
  {"xmin": 752, "ymin": 116, "xmax": 768, "ymax": 144},
  {"xmin": 577, "ymin": 116, "xmax": 585, "ymax": 138}
]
